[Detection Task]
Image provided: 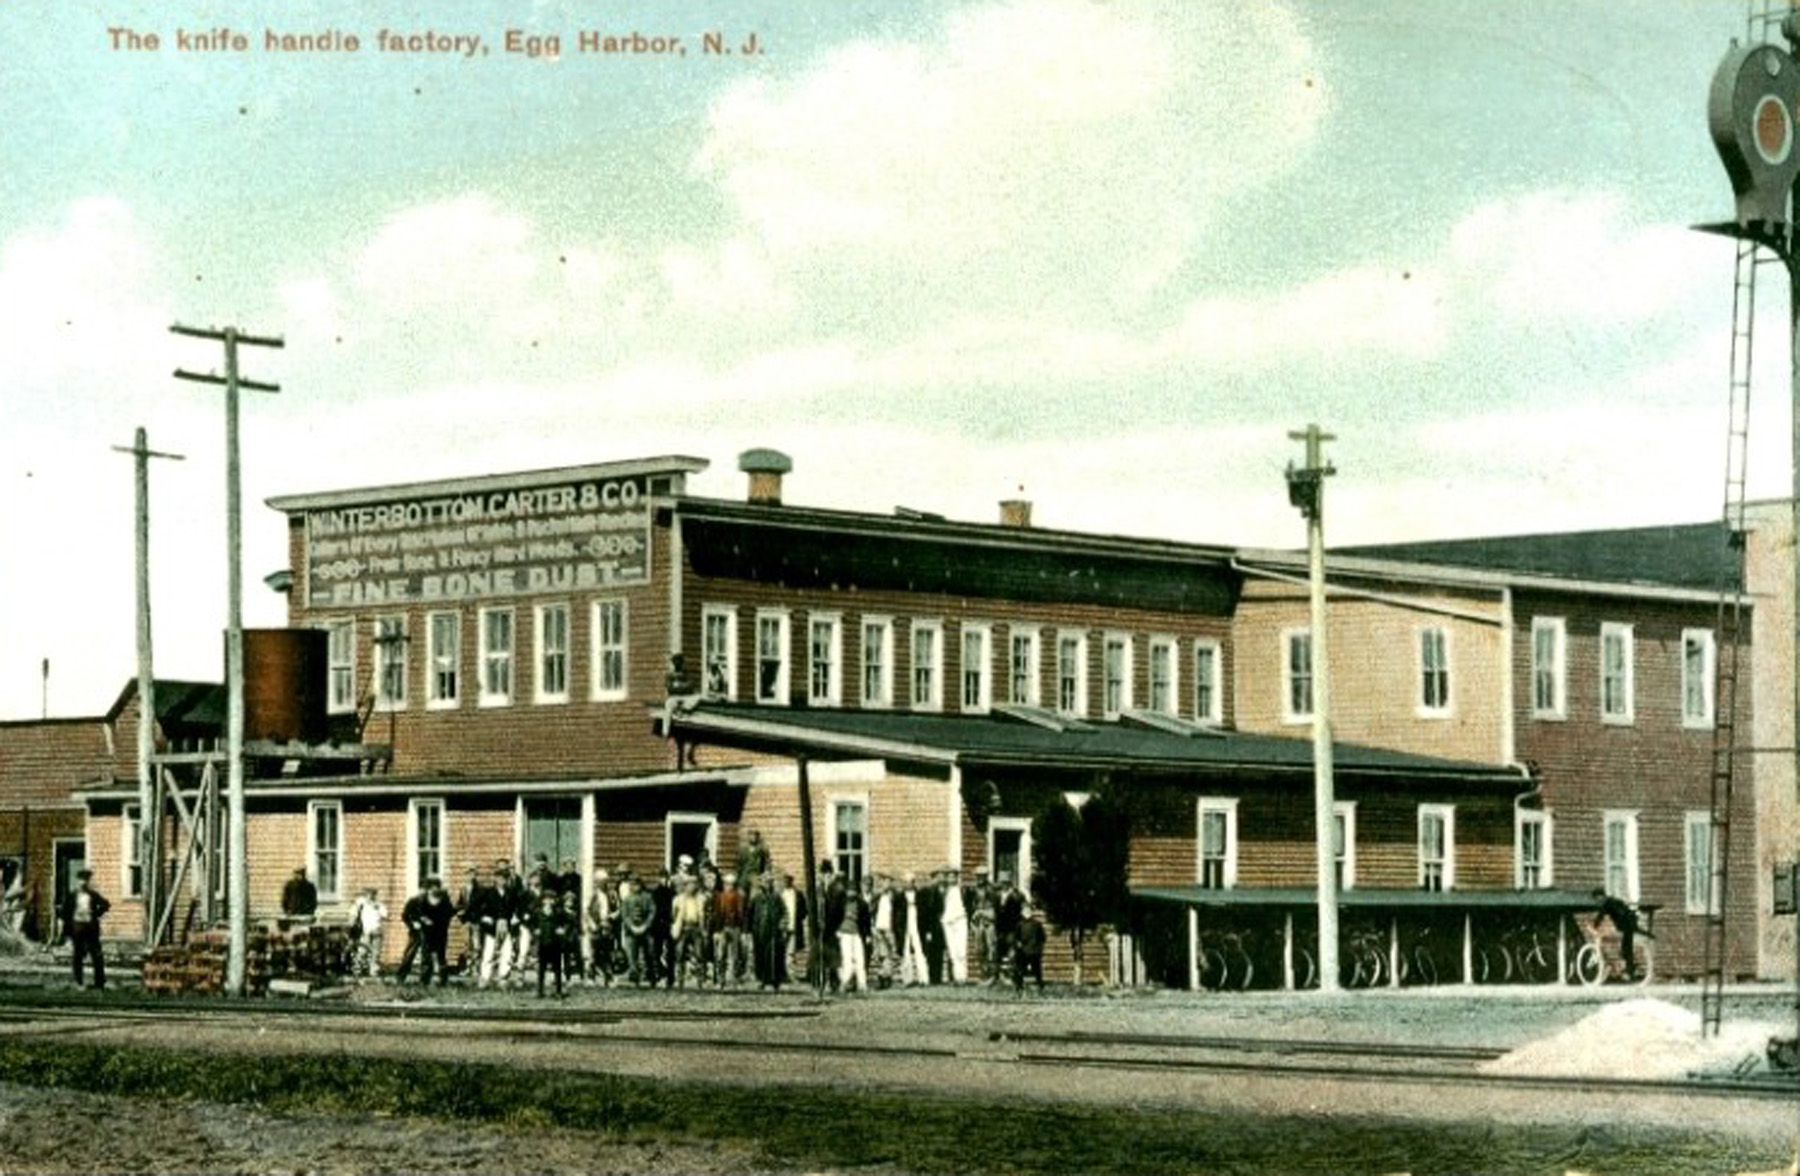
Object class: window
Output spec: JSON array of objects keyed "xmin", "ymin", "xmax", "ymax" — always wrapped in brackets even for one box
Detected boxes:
[
  {"xmin": 1603, "ymin": 810, "xmax": 1640, "ymax": 902},
  {"xmin": 1334, "ymin": 801, "xmax": 1356, "ymax": 891},
  {"xmin": 1193, "ymin": 639, "xmax": 1222, "ymax": 725},
  {"xmin": 326, "ymin": 619, "xmax": 355, "ymax": 714},
  {"xmin": 831, "ymin": 798, "xmax": 867, "ymax": 885},
  {"xmin": 479, "ymin": 608, "xmax": 514, "ymax": 706},
  {"xmin": 1600, "ymin": 623, "xmax": 1634, "ymax": 724},
  {"xmin": 409, "ymin": 799, "xmax": 445, "ymax": 895},
  {"xmin": 1283, "ymin": 629, "xmax": 1313, "ymax": 722},
  {"xmin": 1682, "ymin": 629, "xmax": 1716, "ymax": 729},
  {"xmin": 592, "ymin": 599, "xmax": 628, "ymax": 701},
  {"xmin": 373, "ymin": 615, "xmax": 407, "ymax": 710},
  {"xmin": 120, "ymin": 803, "xmax": 143, "ymax": 898},
  {"xmin": 1009, "ymin": 627, "xmax": 1040, "ymax": 706},
  {"xmin": 309, "ymin": 800, "xmax": 343, "ymax": 900},
  {"xmin": 427, "ymin": 611, "xmax": 460, "ymax": 708},
  {"xmin": 702, "ymin": 606, "xmax": 738, "ymax": 699},
  {"xmin": 1418, "ymin": 626, "xmax": 1449, "ymax": 716},
  {"xmin": 1145, "ymin": 637, "xmax": 1176, "ymax": 715},
  {"xmin": 1197, "ymin": 799, "xmax": 1238, "ymax": 889},
  {"xmin": 910, "ymin": 620, "xmax": 942, "ymax": 711},
  {"xmin": 961, "ymin": 623, "xmax": 991, "ymax": 713},
  {"xmin": 536, "ymin": 602, "xmax": 570, "ymax": 703},
  {"xmin": 1056, "ymin": 631, "xmax": 1088, "ymax": 717},
  {"xmin": 988, "ymin": 817, "xmax": 1033, "ymax": 895},
  {"xmin": 808, "ymin": 615, "xmax": 842, "ymax": 707},
  {"xmin": 1685, "ymin": 811, "xmax": 1719, "ymax": 915},
  {"xmin": 1530, "ymin": 617, "xmax": 1566, "ymax": 719},
  {"xmin": 1103, "ymin": 633, "xmax": 1133, "ymax": 718},
  {"xmin": 1516, "ymin": 810, "xmax": 1552, "ymax": 889},
  {"xmin": 1418, "ymin": 804, "xmax": 1455, "ymax": 892},
  {"xmin": 861, "ymin": 616, "xmax": 892, "ymax": 708},
  {"xmin": 755, "ymin": 610, "xmax": 790, "ymax": 705}
]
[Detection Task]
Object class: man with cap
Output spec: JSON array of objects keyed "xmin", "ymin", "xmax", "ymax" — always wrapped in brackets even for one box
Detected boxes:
[
  {"xmin": 397, "ymin": 877, "xmax": 455, "ymax": 987},
  {"xmin": 585, "ymin": 868, "xmax": 617, "ymax": 985},
  {"xmin": 712, "ymin": 869, "xmax": 749, "ymax": 986},
  {"xmin": 60, "ymin": 868, "xmax": 110, "ymax": 989}
]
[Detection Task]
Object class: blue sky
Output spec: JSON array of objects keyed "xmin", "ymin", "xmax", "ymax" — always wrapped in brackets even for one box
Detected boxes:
[{"xmin": 0, "ymin": 0, "xmax": 1775, "ymax": 717}]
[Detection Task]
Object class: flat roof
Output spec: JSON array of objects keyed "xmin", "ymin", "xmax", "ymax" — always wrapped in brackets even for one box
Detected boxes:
[
  {"xmin": 266, "ymin": 455, "xmax": 710, "ymax": 513},
  {"xmin": 1134, "ymin": 886, "xmax": 1600, "ymax": 910}
]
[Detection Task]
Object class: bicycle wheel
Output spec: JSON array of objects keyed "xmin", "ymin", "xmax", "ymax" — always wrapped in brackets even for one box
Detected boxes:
[
  {"xmin": 1233, "ymin": 949, "xmax": 1254, "ymax": 992},
  {"xmin": 1293, "ymin": 946, "xmax": 1316, "ymax": 990},
  {"xmin": 1570, "ymin": 942, "xmax": 1604, "ymax": 988},
  {"xmin": 1411, "ymin": 948, "xmax": 1437, "ymax": 987},
  {"xmin": 1200, "ymin": 947, "xmax": 1228, "ymax": 990},
  {"xmin": 1519, "ymin": 940, "xmax": 1554, "ymax": 984}
]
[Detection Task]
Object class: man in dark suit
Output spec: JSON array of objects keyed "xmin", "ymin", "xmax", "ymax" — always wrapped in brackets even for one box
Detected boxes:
[
  {"xmin": 60, "ymin": 869, "xmax": 110, "ymax": 989},
  {"xmin": 917, "ymin": 871, "xmax": 946, "ymax": 984},
  {"xmin": 397, "ymin": 877, "xmax": 455, "ymax": 986}
]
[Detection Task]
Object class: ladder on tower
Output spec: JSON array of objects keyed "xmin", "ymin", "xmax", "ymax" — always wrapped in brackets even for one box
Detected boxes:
[{"xmin": 1703, "ymin": 234, "xmax": 1762, "ymax": 1037}]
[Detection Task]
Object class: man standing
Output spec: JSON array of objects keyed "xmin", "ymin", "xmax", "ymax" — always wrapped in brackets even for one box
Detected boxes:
[
  {"xmin": 817, "ymin": 861, "xmax": 846, "ymax": 991},
  {"xmin": 347, "ymin": 886, "xmax": 387, "ymax": 979},
  {"xmin": 586, "ymin": 869, "xmax": 617, "ymax": 985},
  {"xmin": 60, "ymin": 869, "xmax": 109, "ymax": 990},
  {"xmin": 749, "ymin": 873, "xmax": 788, "ymax": 991},
  {"xmin": 492, "ymin": 860, "xmax": 526, "ymax": 986},
  {"xmin": 281, "ymin": 867, "xmax": 318, "ymax": 922},
  {"xmin": 620, "ymin": 873, "xmax": 656, "ymax": 986},
  {"xmin": 993, "ymin": 873, "xmax": 1024, "ymax": 988},
  {"xmin": 397, "ymin": 877, "xmax": 455, "ymax": 987},
  {"xmin": 970, "ymin": 874, "xmax": 997, "ymax": 983},
  {"xmin": 778, "ymin": 872, "xmax": 807, "ymax": 985},
  {"xmin": 736, "ymin": 829, "xmax": 770, "ymax": 891},
  {"xmin": 836, "ymin": 874, "xmax": 869, "ymax": 993},
  {"xmin": 939, "ymin": 868, "xmax": 969, "ymax": 984},
  {"xmin": 870, "ymin": 874, "xmax": 898, "ymax": 989},
  {"xmin": 712, "ymin": 870, "xmax": 748, "ymax": 986}
]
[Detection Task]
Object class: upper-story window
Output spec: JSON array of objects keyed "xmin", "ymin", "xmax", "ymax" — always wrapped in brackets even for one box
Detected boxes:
[
  {"xmin": 862, "ymin": 616, "xmax": 892, "ymax": 708},
  {"xmin": 1682, "ymin": 629, "xmax": 1716, "ymax": 729},
  {"xmin": 702, "ymin": 605, "xmax": 737, "ymax": 699},
  {"xmin": 1600, "ymin": 622, "xmax": 1634, "ymax": 725},
  {"xmin": 1283, "ymin": 628, "xmax": 1313, "ymax": 722},
  {"xmin": 1056, "ymin": 631, "xmax": 1088, "ymax": 717},
  {"xmin": 911, "ymin": 620, "xmax": 943, "ymax": 711},
  {"xmin": 536, "ymin": 602, "xmax": 570, "ymax": 703},
  {"xmin": 1418, "ymin": 804, "xmax": 1455, "ymax": 892},
  {"xmin": 427, "ymin": 611, "xmax": 460, "ymax": 708},
  {"xmin": 1009, "ymin": 628, "xmax": 1040, "ymax": 707},
  {"xmin": 1193, "ymin": 639, "xmax": 1221, "ymax": 725},
  {"xmin": 756, "ymin": 610, "xmax": 791, "ymax": 705},
  {"xmin": 1333, "ymin": 801, "xmax": 1356, "ymax": 891},
  {"xmin": 1603, "ymin": 810, "xmax": 1640, "ymax": 902},
  {"xmin": 373, "ymin": 615, "xmax": 407, "ymax": 710},
  {"xmin": 1516, "ymin": 809, "xmax": 1552, "ymax": 889},
  {"xmin": 326, "ymin": 619, "xmax": 355, "ymax": 714},
  {"xmin": 1530, "ymin": 617, "xmax": 1566, "ymax": 720},
  {"xmin": 808, "ymin": 614, "xmax": 842, "ymax": 707},
  {"xmin": 1102, "ymin": 633, "xmax": 1133, "ymax": 718},
  {"xmin": 592, "ymin": 599, "xmax": 628, "ymax": 701},
  {"xmin": 1197, "ymin": 799, "xmax": 1238, "ymax": 890},
  {"xmin": 960, "ymin": 623, "xmax": 991, "ymax": 713},
  {"xmin": 1147, "ymin": 637, "xmax": 1176, "ymax": 715},
  {"xmin": 479, "ymin": 608, "xmax": 514, "ymax": 707},
  {"xmin": 1418, "ymin": 626, "xmax": 1449, "ymax": 716}
]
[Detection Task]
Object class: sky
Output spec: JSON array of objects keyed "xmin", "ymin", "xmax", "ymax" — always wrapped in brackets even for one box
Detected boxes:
[{"xmin": 0, "ymin": 0, "xmax": 1780, "ymax": 719}]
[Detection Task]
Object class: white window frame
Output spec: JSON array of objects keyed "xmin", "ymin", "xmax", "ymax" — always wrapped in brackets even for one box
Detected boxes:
[
  {"xmin": 326, "ymin": 619, "xmax": 356, "ymax": 715},
  {"xmin": 808, "ymin": 613, "xmax": 843, "ymax": 708},
  {"xmin": 702, "ymin": 605, "xmax": 738, "ymax": 701},
  {"xmin": 1681, "ymin": 628, "xmax": 1716, "ymax": 729},
  {"xmin": 1603, "ymin": 809, "xmax": 1640, "ymax": 903},
  {"xmin": 1516, "ymin": 809, "xmax": 1553, "ymax": 890},
  {"xmin": 1146, "ymin": 636, "xmax": 1177, "ymax": 716},
  {"xmin": 1417, "ymin": 625, "xmax": 1450, "ymax": 718},
  {"xmin": 591, "ymin": 598, "xmax": 628, "ymax": 702},
  {"xmin": 1685, "ymin": 810, "xmax": 1719, "ymax": 915},
  {"xmin": 1102, "ymin": 632, "xmax": 1134, "ymax": 719},
  {"xmin": 960, "ymin": 622, "xmax": 992, "ymax": 714},
  {"xmin": 755, "ymin": 609, "xmax": 791, "ymax": 706},
  {"xmin": 829, "ymin": 795, "xmax": 869, "ymax": 885},
  {"xmin": 861, "ymin": 616, "xmax": 893, "ymax": 709},
  {"xmin": 1196, "ymin": 798, "xmax": 1239, "ymax": 890},
  {"xmin": 426, "ymin": 610, "xmax": 461, "ymax": 710},
  {"xmin": 1009, "ymin": 626, "xmax": 1040, "ymax": 707},
  {"xmin": 1600, "ymin": 622, "xmax": 1635, "ymax": 725},
  {"xmin": 1333, "ymin": 800, "xmax": 1357, "ymax": 891},
  {"xmin": 1418, "ymin": 803, "xmax": 1455, "ymax": 892},
  {"xmin": 478, "ymin": 607, "xmax": 515, "ymax": 707},
  {"xmin": 1530, "ymin": 616, "xmax": 1567, "ymax": 720},
  {"xmin": 407, "ymin": 798, "xmax": 446, "ymax": 897},
  {"xmin": 910, "ymin": 619, "xmax": 943, "ymax": 712},
  {"xmin": 373, "ymin": 615, "xmax": 408, "ymax": 711},
  {"xmin": 1193, "ymin": 638, "xmax": 1222, "ymax": 725},
  {"xmin": 535, "ymin": 601, "xmax": 571, "ymax": 704},
  {"xmin": 120, "ymin": 802, "xmax": 143, "ymax": 899},
  {"xmin": 987, "ymin": 815, "xmax": 1034, "ymax": 897},
  {"xmin": 308, "ymin": 799, "xmax": 344, "ymax": 901},
  {"xmin": 1282, "ymin": 627, "xmax": 1314, "ymax": 724},
  {"xmin": 1056, "ymin": 630, "xmax": 1089, "ymax": 718},
  {"xmin": 664, "ymin": 811, "xmax": 719, "ymax": 870}
]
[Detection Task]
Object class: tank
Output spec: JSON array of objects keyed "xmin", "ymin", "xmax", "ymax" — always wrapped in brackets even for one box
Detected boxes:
[{"xmin": 242, "ymin": 628, "xmax": 328, "ymax": 743}]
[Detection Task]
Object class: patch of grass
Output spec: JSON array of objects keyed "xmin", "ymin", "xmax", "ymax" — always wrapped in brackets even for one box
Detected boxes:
[{"xmin": 0, "ymin": 1038, "xmax": 1781, "ymax": 1175}]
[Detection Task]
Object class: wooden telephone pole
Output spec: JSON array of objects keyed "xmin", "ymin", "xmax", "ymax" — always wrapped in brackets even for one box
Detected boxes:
[
  {"xmin": 111, "ymin": 428, "xmax": 184, "ymax": 945},
  {"xmin": 1287, "ymin": 424, "xmax": 1339, "ymax": 993},
  {"xmin": 172, "ymin": 323, "xmax": 282, "ymax": 996}
]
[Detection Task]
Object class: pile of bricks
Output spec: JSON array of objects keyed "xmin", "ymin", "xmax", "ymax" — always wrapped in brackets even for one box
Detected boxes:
[{"xmin": 139, "ymin": 924, "xmax": 356, "ymax": 996}]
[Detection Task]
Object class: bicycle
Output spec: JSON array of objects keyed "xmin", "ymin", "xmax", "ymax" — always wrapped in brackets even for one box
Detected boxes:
[
  {"xmin": 1396, "ymin": 925, "xmax": 1439, "ymax": 987},
  {"xmin": 1569, "ymin": 918, "xmax": 1647, "ymax": 987},
  {"xmin": 1344, "ymin": 927, "xmax": 1387, "ymax": 989},
  {"xmin": 1199, "ymin": 929, "xmax": 1255, "ymax": 991}
]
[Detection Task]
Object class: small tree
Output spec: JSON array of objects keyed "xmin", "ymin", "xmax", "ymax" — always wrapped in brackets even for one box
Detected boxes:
[{"xmin": 1031, "ymin": 789, "xmax": 1131, "ymax": 987}]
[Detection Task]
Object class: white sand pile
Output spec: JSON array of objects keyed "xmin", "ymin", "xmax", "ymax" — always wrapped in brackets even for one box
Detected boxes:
[{"xmin": 1481, "ymin": 997, "xmax": 1784, "ymax": 1081}]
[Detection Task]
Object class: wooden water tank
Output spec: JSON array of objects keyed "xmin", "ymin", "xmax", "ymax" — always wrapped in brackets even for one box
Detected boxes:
[{"xmin": 243, "ymin": 628, "xmax": 328, "ymax": 743}]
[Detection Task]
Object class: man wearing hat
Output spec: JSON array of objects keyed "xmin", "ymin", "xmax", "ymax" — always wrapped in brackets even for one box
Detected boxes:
[{"xmin": 60, "ymin": 868, "xmax": 110, "ymax": 989}]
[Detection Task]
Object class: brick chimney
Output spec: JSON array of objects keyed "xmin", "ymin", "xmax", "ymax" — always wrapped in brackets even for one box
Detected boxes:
[
  {"xmin": 739, "ymin": 448, "xmax": 793, "ymax": 505},
  {"xmin": 999, "ymin": 498, "xmax": 1032, "ymax": 528}
]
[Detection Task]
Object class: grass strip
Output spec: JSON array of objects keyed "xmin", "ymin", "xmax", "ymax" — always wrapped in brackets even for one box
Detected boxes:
[{"xmin": 0, "ymin": 1037, "xmax": 1780, "ymax": 1175}]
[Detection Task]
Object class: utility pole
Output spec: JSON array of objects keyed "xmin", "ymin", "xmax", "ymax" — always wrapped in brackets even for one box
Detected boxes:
[
  {"xmin": 172, "ymin": 323, "xmax": 283, "ymax": 997},
  {"xmin": 111, "ymin": 428, "xmax": 184, "ymax": 945},
  {"xmin": 1286, "ymin": 425, "xmax": 1340, "ymax": 993}
]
